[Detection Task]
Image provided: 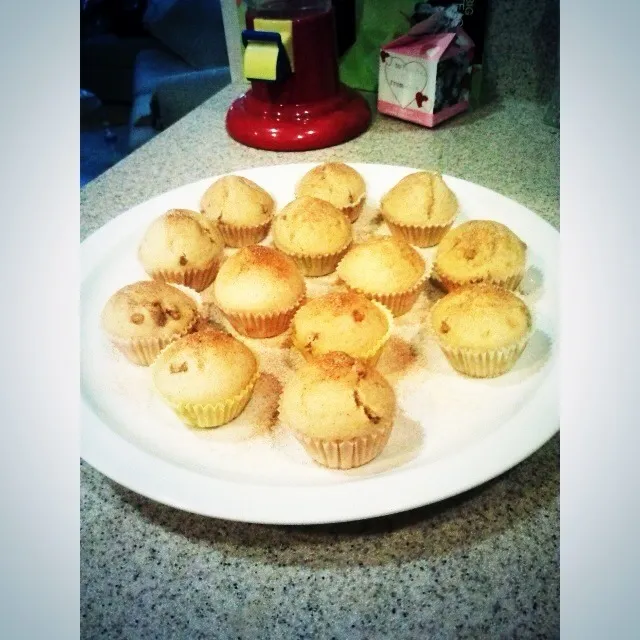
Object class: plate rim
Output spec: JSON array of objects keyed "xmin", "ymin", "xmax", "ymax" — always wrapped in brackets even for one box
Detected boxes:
[{"xmin": 81, "ymin": 163, "xmax": 559, "ymax": 525}]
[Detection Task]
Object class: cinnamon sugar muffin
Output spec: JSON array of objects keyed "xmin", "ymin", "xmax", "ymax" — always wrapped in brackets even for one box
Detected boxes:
[
  {"xmin": 272, "ymin": 196, "xmax": 352, "ymax": 276},
  {"xmin": 200, "ymin": 175, "xmax": 274, "ymax": 247},
  {"xmin": 152, "ymin": 329, "xmax": 259, "ymax": 428},
  {"xmin": 291, "ymin": 291, "xmax": 393, "ymax": 365},
  {"xmin": 430, "ymin": 284, "xmax": 532, "ymax": 377},
  {"xmin": 295, "ymin": 162, "xmax": 366, "ymax": 223},
  {"xmin": 279, "ymin": 352, "xmax": 396, "ymax": 469},
  {"xmin": 212, "ymin": 245, "xmax": 306, "ymax": 338},
  {"xmin": 380, "ymin": 171, "xmax": 458, "ymax": 247},
  {"xmin": 433, "ymin": 220, "xmax": 527, "ymax": 291},
  {"xmin": 101, "ymin": 280, "xmax": 199, "ymax": 366},
  {"xmin": 138, "ymin": 208, "xmax": 224, "ymax": 291},
  {"xmin": 336, "ymin": 236, "xmax": 426, "ymax": 316}
]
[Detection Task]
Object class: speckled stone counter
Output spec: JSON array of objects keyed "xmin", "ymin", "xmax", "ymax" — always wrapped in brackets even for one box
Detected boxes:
[{"xmin": 81, "ymin": 84, "xmax": 559, "ymax": 639}]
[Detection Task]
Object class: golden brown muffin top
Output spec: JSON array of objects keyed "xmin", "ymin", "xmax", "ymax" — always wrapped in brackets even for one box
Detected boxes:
[
  {"xmin": 431, "ymin": 284, "xmax": 531, "ymax": 350},
  {"xmin": 272, "ymin": 196, "xmax": 353, "ymax": 256},
  {"xmin": 295, "ymin": 162, "xmax": 366, "ymax": 211},
  {"xmin": 101, "ymin": 280, "xmax": 198, "ymax": 340},
  {"xmin": 138, "ymin": 208, "xmax": 224, "ymax": 273},
  {"xmin": 279, "ymin": 352, "xmax": 396, "ymax": 440},
  {"xmin": 292, "ymin": 291, "xmax": 392, "ymax": 360},
  {"xmin": 200, "ymin": 175, "xmax": 274, "ymax": 227},
  {"xmin": 152, "ymin": 329, "xmax": 258, "ymax": 406},
  {"xmin": 434, "ymin": 220, "xmax": 527, "ymax": 284},
  {"xmin": 380, "ymin": 171, "xmax": 458, "ymax": 227},
  {"xmin": 213, "ymin": 245, "xmax": 306, "ymax": 314},
  {"xmin": 336, "ymin": 236, "xmax": 426, "ymax": 295}
]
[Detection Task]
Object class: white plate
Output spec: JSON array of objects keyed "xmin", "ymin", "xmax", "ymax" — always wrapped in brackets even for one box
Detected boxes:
[{"xmin": 81, "ymin": 163, "xmax": 559, "ymax": 525}]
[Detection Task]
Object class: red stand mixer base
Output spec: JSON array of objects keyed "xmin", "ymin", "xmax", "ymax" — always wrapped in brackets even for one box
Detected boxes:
[{"xmin": 226, "ymin": 84, "xmax": 371, "ymax": 151}]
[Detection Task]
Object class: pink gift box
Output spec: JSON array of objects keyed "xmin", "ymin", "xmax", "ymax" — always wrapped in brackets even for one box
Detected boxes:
[{"xmin": 377, "ymin": 25, "xmax": 475, "ymax": 128}]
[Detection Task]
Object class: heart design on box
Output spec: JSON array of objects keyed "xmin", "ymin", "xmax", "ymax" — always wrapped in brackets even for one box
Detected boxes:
[
  {"xmin": 415, "ymin": 92, "xmax": 428, "ymax": 108},
  {"xmin": 383, "ymin": 57, "xmax": 428, "ymax": 108}
]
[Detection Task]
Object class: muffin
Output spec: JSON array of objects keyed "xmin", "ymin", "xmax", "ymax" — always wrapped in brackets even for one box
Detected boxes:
[
  {"xmin": 279, "ymin": 352, "xmax": 396, "ymax": 469},
  {"xmin": 336, "ymin": 236, "xmax": 426, "ymax": 316},
  {"xmin": 152, "ymin": 330, "xmax": 259, "ymax": 428},
  {"xmin": 380, "ymin": 171, "xmax": 458, "ymax": 247},
  {"xmin": 212, "ymin": 245, "xmax": 306, "ymax": 338},
  {"xmin": 295, "ymin": 162, "xmax": 366, "ymax": 223},
  {"xmin": 101, "ymin": 280, "xmax": 199, "ymax": 366},
  {"xmin": 200, "ymin": 175, "xmax": 275, "ymax": 247},
  {"xmin": 430, "ymin": 284, "xmax": 532, "ymax": 378},
  {"xmin": 292, "ymin": 291, "xmax": 393, "ymax": 365},
  {"xmin": 433, "ymin": 220, "xmax": 527, "ymax": 291},
  {"xmin": 272, "ymin": 196, "xmax": 353, "ymax": 276},
  {"xmin": 138, "ymin": 208, "xmax": 224, "ymax": 291}
]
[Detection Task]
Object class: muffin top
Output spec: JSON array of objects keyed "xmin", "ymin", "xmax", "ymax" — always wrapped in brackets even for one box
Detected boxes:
[
  {"xmin": 295, "ymin": 162, "xmax": 366, "ymax": 211},
  {"xmin": 380, "ymin": 171, "xmax": 458, "ymax": 227},
  {"xmin": 213, "ymin": 245, "xmax": 306, "ymax": 314},
  {"xmin": 431, "ymin": 284, "xmax": 532, "ymax": 350},
  {"xmin": 138, "ymin": 209, "xmax": 224, "ymax": 273},
  {"xmin": 337, "ymin": 236, "xmax": 426, "ymax": 295},
  {"xmin": 434, "ymin": 220, "xmax": 526, "ymax": 283},
  {"xmin": 152, "ymin": 330, "xmax": 258, "ymax": 406},
  {"xmin": 280, "ymin": 352, "xmax": 396, "ymax": 440},
  {"xmin": 292, "ymin": 291, "xmax": 392, "ymax": 360},
  {"xmin": 272, "ymin": 196, "xmax": 352, "ymax": 256},
  {"xmin": 101, "ymin": 280, "xmax": 198, "ymax": 340},
  {"xmin": 200, "ymin": 175, "xmax": 274, "ymax": 227}
]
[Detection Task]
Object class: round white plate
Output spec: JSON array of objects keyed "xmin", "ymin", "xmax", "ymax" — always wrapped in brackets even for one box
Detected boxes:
[{"xmin": 81, "ymin": 163, "xmax": 559, "ymax": 525}]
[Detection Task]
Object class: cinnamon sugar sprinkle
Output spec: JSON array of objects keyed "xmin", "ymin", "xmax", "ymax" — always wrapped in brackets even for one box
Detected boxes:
[
  {"xmin": 244, "ymin": 372, "xmax": 283, "ymax": 434},
  {"xmin": 377, "ymin": 336, "xmax": 419, "ymax": 378}
]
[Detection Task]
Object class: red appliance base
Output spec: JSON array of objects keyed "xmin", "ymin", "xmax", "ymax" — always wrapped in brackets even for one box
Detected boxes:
[{"xmin": 226, "ymin": 84, "xmax": 371, "ymax": 152}]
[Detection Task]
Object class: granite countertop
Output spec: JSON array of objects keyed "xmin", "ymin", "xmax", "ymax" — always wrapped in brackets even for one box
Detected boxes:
[{"xmin": 81, "ymin": 84, "xmax": 559, "ymax": 639}]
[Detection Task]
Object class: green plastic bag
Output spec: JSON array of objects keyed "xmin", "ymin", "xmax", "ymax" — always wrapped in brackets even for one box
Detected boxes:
[{"xmin": 338, "ymin": 0, "xmax": 416, "ymax": 93}]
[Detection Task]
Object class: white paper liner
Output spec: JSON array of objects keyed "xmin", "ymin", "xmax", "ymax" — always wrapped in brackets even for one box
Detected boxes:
[
  {"xmin": 292, "ymin": 422, "xmax": 393, "ymax": 469},
  {"xmin": 157, "ymin": 370, "xmax": 260, "ymax": 428},
  {"xmin": 432, "ymin": 265, "xmax": 525, "ymax": 293},
  {"xmin": 218, "ymin": 294, "xmax": 306, "ymax": 339},
  {"xmin": 384, "ymin": 218, "xmax": 454, "ymax": 248},
  {"xmin": 435, "ymin": 333, "xmax": 531, "ymax": 378},
  {"xmin": 218, "ymin": 219, "xmax": 271, "ymax": 248},
  {"xmin": 277, "ymin": 241, "xmax": 352, "ymax": 277}
]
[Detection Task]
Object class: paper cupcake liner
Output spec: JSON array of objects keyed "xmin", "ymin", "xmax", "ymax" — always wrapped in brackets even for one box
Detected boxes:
[
  {"xmin": 384, "ymin": 218, "xmax": 454, "ymax": 248},
  {"xmin": 292, "ymin": 422, "xmax": 392, "ymax": 470},
  {"xmin": 278, "ymin": 242, "xmax": 352, "ymax": 277},
  {"xmin": 107, "ymin": 314, "xmax": 199, "ymax": 367},
  {"xmin": 220, "ymin": 294, "xmax": 306, "ymax": 339},
  {"xmin": 218, "ymin": 219, "xmax": 271, "ymax": 248},
  {"xmin": 148, "ymin": 261, "xmax": 220, "ymax": 292},
  {"xmin": 432, "ymin": 265, "xmax": 524, "ymax": 293},
  {"xmin": 291, "ymin": 299, "xmax": 393, "ymax": 367},
  {"xmin": 160, "ymin": 371, "xmax": 260, "ymax": 428},
  {"xmin": 343, "ymin": 275, "xmax": 426, "ymax": 317},
  {"xmin": 435, "ymin": 333, "xmax": 531, "ymax": 378},
  {"xmin": 340, "ymin": 198, "xmax": 365, "ymax": 224}
]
